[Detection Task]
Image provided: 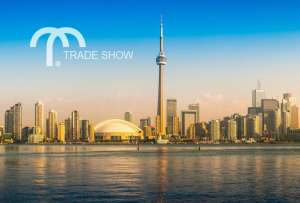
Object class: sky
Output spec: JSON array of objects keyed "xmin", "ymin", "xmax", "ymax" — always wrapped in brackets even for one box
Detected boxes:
[{"xmin": 1, "ymin": 0, "xmax": 300, "ymax": 125}]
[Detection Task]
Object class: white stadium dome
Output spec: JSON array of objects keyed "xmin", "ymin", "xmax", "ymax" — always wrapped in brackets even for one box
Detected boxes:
[{"xmin": 94, "ymin": 119, "xmax": 143, "ymax": 141}]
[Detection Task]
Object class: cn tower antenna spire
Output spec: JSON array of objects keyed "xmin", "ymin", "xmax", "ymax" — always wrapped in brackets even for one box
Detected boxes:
[{"xmin": 160, "ymin": 15, "xmax": 164, "ymax": 53}]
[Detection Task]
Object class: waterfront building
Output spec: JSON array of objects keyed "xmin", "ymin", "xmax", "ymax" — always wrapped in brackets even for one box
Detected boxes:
[
  {"xmin": 88, "ymin": 123, "xmax": 95, "ymax": 143},
  {"xmin": 34, "ymin": 101, "xmax": 44, "ymax": 135},
  {"xmin": 167, "ymin": 99, "xmax": 179, "ymax": 135},
  {"xmin": 13, "ymin": 103, "xmax": 22, "ymax": 142},
  {"xmin": 236, "ymin": 115, "xmax": 247, "ymax": 140},
  {"xmin": 227, "ymin": 119, "xmax": 237, "ymax": 142},
  {"xmin": 22, "ymin": 127, "xmax": 33, "ymax": 142},
  {"xmin": 4, "ymin": 108, "xmax": 13, "ymax": 134},
  {"xmin": 94, "ymin": 119, "xmax": 143, "ymax": 142},
  {"xmin": 64, "ymin": 117, "xmax": 71, "ymax": 142},
  {"xmin": 291, "ymin": 105, "xmax": 299, "ymax": 129},
  {"xmin": 246, "ymin": 115, "xmax": 261, "ymax": 139},
  {"xmin": 27, "ymin": 133, "xmax": 44, "ymax": 144},
  {"xmin": 81, "ymin": 120, "xmax": 89, "ymax": 142},
  {"xmin": 181, "ymin": 110, "xmax": 197, "ymax": 137},
  {"xmin": 262, "ymin": 99, "xmax": 280, "ymax": 137},
  {"xmin": 71, "ymin": 110, "xmax": 80, "ymax": 141},
  {"xmin": 195, "ymin": 122, "xmax": 209, "ymax": 139},
  {"xmin": 140, "ymin": 117, "xmax": 153, "ymax": 139},
  {"xmin": 210, "ymin": 119, "xmax": 220, "ymax": 142},
  {"xmin": 47, "ymin": 110, "xmax": 58, "ymax": 141},
  {"xmin": 58, "ymin": 122, "xmax": 65, "ymax": 143}
]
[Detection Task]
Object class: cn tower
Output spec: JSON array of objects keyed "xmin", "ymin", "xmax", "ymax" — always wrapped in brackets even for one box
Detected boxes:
[{"xmin": 156, "ymin": 17, "xmax": 167, "ymax": 138}]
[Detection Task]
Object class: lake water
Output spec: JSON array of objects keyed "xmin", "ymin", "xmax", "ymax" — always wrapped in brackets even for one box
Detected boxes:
[{"xmin": 0, "ymin": 144, "xmax": 300, "ymax": 202}]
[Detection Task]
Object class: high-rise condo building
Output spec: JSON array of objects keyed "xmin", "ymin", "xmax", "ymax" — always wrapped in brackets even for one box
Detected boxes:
[
  {"xmin": 210, "ymin": 119, "xmax": 220, "ymax": 142},
  {"xmin": 281, "ymin": 93, "xmax": 294, "ymax": 135},
  {"xmin": 88, "ymin": 123, "xmax": 95, "ymax": 143},
  {"xmin": 167, "ymin": 99, "xmax": 179, "ymax": 135},
  {"xmin": 12, "ymin": 103, "xmax": 22, "ymax": 142},
  {"xmin": 281, "ymin": 93, "xmax": 299, "ymax": 133},
  {"xmin": 290, "ymin": 105, "xmax": 299, "ymax": 129},
  {"xmin": 227, "ymin": 119, "xmax": 237, "ymax": 142},
  {"xmin": 71, "ymin": 110, "xmax": 80, "ymax": 141},
  {"xmin": 81, "ymin": 120, "xmax": 89, "ymax": 142},
  {"xmin": 156, "ymin": 17, "xmax": 167, "ymax": 138},
  {"xmin": 236, "ymin": 115, "xmax": 247, "ymax": 139},
  {"xmin": 64, "ymin": 117, "xmax": 71, "ymax": 142},
  {"xmin": 47, "ymin": 110, "xmax": 57, "ymax": 141},
  {"xmin": 4, "ymin": 108, "xmax": 13, "ymax": 134},
  {"xmin": 58, "ymin": 122, "xmax": 65, "ymax": 143},
  {"xmin": 34, "ymin": 101, "xmax": 44, "ymax": 135}
]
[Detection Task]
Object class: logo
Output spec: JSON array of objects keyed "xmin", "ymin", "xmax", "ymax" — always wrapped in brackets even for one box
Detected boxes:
[{"xmin": 30, "ymin": 27, "xmax": 86, "ymax": 67}]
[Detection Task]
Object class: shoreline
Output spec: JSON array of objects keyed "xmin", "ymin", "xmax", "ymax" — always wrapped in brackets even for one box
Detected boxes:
[{"xmin": 2, "ymin": 142, "xmax": 300, "ymax": 146}]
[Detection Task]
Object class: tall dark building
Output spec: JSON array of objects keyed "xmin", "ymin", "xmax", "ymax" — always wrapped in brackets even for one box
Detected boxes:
[
  {"xmin": 262, "ymin": 99, "xmax": 280, "ymax": 137},
  {"xmin": 81, "ymin": 120, "xmax": 89, "ymax": 142},
  {"xmin": 71, "ymin": 111, "xmax": 80, "ymax": 141},
  {"xmin": 64, "ymin": 117, "xmax": 71, "ymax": 142},
  {"xmin": 4, "ymin": 109, "xmax": 13, "ymax": 134}
]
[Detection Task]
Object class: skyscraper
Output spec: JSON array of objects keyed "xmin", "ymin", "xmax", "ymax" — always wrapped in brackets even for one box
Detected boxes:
[
  {"xmin": 236, "ymin": 115, "xmax": 247, "ymax": 139},
  {"xmin": 156, "ymin": 17, "xmax": 167, "ymax": 138},
  {"xmin": 188, "ymin": 103, "xmax": 200, "ymax": 122},
  {"xmin": 247, "ymin": 115, "xmax": 261, "ymax": 138},
  {"xmin": 12, "ymin": 103, "xmax": 22, "ymax": 142},
  {"xmin": 81, "ymin": 120, "xmax": 89, "ymax": 142},
  {"xmin": 64, "ymin": 117, "xmax": 71, "ymax": 142},
  {"xmin": 71, "ymin": 110, "xmax": 80, "ymax": 141},
  {"xmin": 167, "ymin": 99, "xmax": 179, "ymax": 135},
  {"xmin": 181, "ymin": 110, "xmax": 197, "ymax": 137},
  {"xmin": 47, "ymin": 110, "xmax": 57, "ymax": 141},
  {"xmin": 262, "ymin": 99, "xmax": 280, "ymax": 137},
  {"xmin": 88, "ymin": 123, "xmax": 95, "ymax": 143},
  {"xmin": 290, "ymin": 105, "xmax": 299, "ymax": 129},
  {"xmin": 227, "ymin": 119, "xmax": 237, "ymax": 142},
  {"xmin": 281, "ymin": 93, "xmax": 299, "ymax": 132},
  {"xmin": 34, "ymin": 101, "xmax": 44, "ymax": 135},
  {"xmin": 210, "ymin": 119, "xmax": 220, "ymax": 142},
  {"xmin": 4, "ymin": 108, "xmax": 13, "ymax": 134},
  {"xmin": 281, "ymin": 93, "xmax": 293, "ymax": 135},
  {"xmin": 252, "ymin": 81, "xmax": 265, "ymax": 108},
  {"xmin": 124, "ymin": 112, "xmax": 133, "ymax": 123},
  {"xmin": 58, "ymin": 122, "xmax": 65, "ymax": 143}
]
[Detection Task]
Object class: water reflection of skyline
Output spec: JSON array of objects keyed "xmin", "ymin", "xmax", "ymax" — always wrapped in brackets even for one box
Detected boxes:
[{"xmin": 0, "ymin": 145, "xmax": 300, "ymax": 202}]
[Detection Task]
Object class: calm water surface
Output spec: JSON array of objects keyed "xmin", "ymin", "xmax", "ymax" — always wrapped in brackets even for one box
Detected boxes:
[{"xmin": 0, "ymin": 144, "xmax": 300, "ymax": 202}]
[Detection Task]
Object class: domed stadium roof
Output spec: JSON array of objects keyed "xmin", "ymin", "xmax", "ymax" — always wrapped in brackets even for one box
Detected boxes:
[{"xmin": 95, "ymin": 119, "xmax": 142, "ymax": 133}]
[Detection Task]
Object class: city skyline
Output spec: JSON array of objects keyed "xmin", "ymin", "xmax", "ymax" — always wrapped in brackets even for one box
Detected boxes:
[{"xmin": 2, "ymin": 1, "xmax": 300, "ymax": 125}]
